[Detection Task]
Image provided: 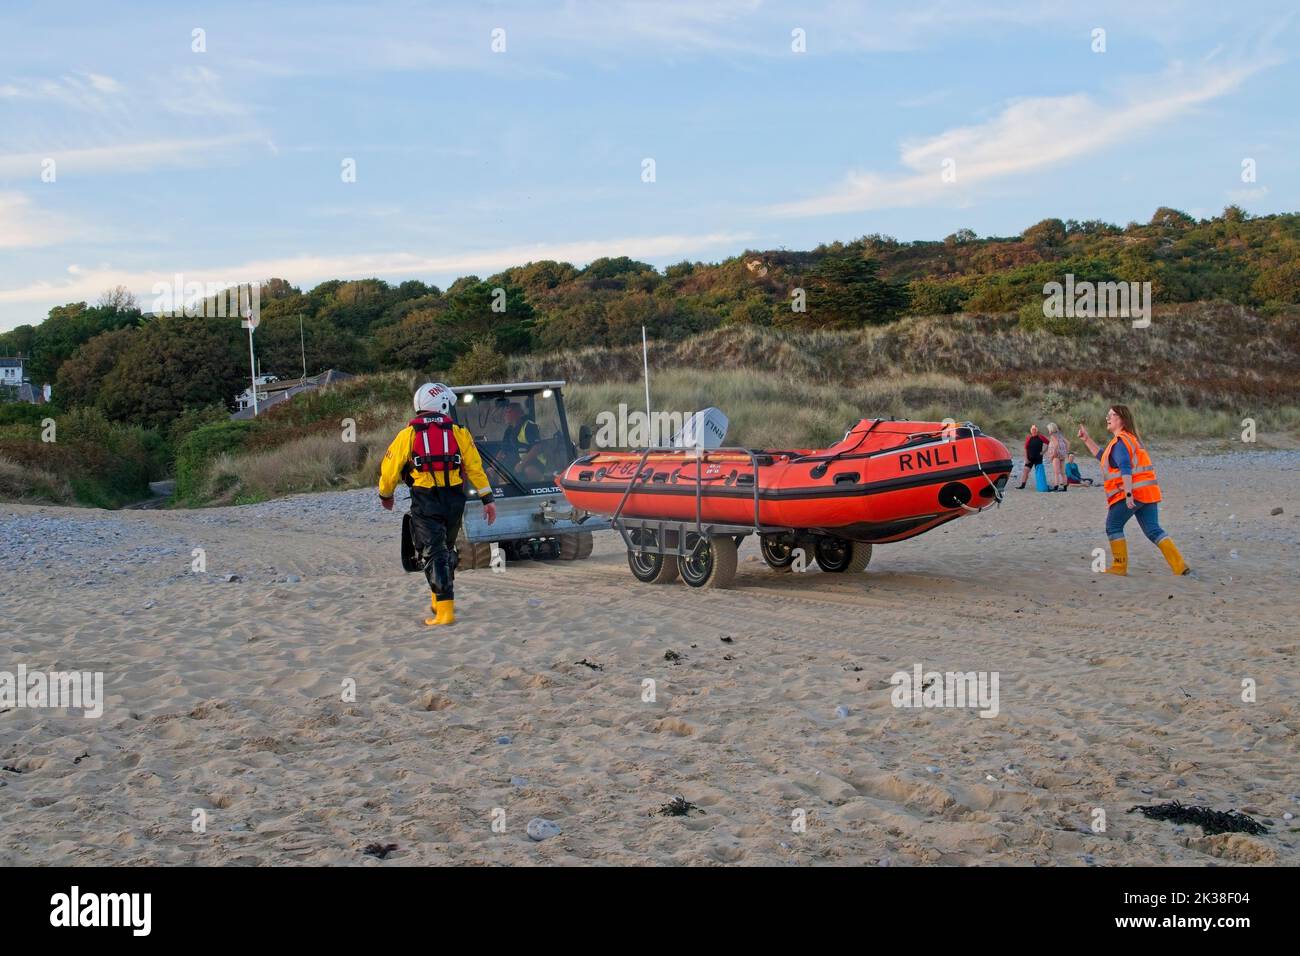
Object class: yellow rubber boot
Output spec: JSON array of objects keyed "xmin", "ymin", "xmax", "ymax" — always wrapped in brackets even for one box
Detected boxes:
[
  {"xmin": 424, "ymin": 593, "xmax": 439, "ymax": 626},
  {"xmin": 1157, "ymin": 538, "xmax": 1190, "ymax": 576},
  {"xmin": 1105, "ymin": 538, "xmax": 1128, "ymax": 576},
  {"xmin": 431, "ymin": 599, "xmax": 455, "ymax": 625}
]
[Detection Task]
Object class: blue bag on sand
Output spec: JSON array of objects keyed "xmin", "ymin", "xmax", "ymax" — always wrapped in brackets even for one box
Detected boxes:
[{"xmin": 1034, "ymin": 462, "xmax": 1049, "ymax": 491}]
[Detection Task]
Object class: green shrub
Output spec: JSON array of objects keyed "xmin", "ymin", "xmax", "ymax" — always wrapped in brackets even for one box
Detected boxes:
[
  {"xmin": 174, "ymin": 420, "xmax": 255, "ymax": 501},
  {"xmin": 0, "ymin": 406, "xmax": 164, "ymax": 507},
  {"xmin": 0, "ymin": 403, "xmax": 49, "ymax": 427},
  {"xmin": 449, "ymin": 335, "xmax": 508, "ymax": 384}
]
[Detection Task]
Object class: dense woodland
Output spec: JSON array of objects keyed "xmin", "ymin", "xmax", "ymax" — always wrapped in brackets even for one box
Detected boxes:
[{"xmin": 3, "ymin": 206, "xmax": 1298, "ymax": 432}]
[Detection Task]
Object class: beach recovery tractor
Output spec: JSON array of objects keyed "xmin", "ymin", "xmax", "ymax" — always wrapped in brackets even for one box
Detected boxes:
[{"xmin": 450, "ymin": 381, "xmax": 610, "ymax": 567}]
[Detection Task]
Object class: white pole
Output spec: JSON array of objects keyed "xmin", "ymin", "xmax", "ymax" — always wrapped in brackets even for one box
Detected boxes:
[
  {"xmin": 241, "ymin": 285, "xmax": 259, "ymax": 416},
  {"xmin": 642, "ymin": 325, "xmax": 651, "ymax": 448},
  {"xmin": 247, "ymin": 324, "xmax": 258, "ymax": 416}
]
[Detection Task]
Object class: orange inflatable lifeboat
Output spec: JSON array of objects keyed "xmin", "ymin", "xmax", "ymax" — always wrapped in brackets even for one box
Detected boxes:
[{"xmin": 559, "ymin": 419, "xmax": 1011, "ymax": 587}]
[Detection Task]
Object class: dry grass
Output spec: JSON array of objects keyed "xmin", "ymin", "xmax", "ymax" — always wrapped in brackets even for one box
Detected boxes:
[
  {"xmin": 0, "ymin": 455, "xmax": 74, "ymax": 504},
  {"xmin": 513, "ymin": 303, "xmax": 1300, "ymax": 412},
  {"xmin": 202, "ymin": 429, "xmax": 392, "ymax": 503}
]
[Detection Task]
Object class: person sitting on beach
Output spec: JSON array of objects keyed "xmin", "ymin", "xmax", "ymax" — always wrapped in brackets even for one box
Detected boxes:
[
  {"xmin": 1064, "ymin": 453, "xmax": 1091, "ymax": 486},
  {"xmin": 1016, "ymin": 424, "xmax": 1048, "ymax": 489},
  {"xmin": 1077, "ymin": 404, "xmax": 1189, "ymax": 576}
]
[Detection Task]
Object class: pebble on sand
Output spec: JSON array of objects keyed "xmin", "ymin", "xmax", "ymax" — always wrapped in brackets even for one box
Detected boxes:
[
  {"xmin": 1271, "ymin": 507, "xmax": 1284, "ymax": 516},
  {"xmin": 526, "ymin": 818, "xmax": 561, "ymax": 841},
  {"xmin": 496, "ymin": 735, "xmax": 512, "ymax": 745},
  {"xmin": 835, "ymin": 705, "xmax": 851, "ymax": 719}
]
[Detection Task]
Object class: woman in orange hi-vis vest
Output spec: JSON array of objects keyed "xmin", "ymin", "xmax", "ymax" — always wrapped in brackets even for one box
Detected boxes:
[{"xmin": 1077, "ymin": 404, "xmax": 1189, "ymax": 576}]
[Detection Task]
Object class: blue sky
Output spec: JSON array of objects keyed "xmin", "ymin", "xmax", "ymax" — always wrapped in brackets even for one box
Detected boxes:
[{"xmin": 1, "ymin": 0, "xmax": 1296, "ymax": 331}]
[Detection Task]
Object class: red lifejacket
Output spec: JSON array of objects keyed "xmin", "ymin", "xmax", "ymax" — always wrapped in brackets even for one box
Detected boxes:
[{"xmin": 409, "ymin": 414, "xmax": 462, "ymax": 482}]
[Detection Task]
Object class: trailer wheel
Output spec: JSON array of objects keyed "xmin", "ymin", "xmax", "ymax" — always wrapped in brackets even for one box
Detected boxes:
[
  {"xmin": 760, "ymin": 534, "xmax": 796, "ymax": 572},
  {"xmin": 627, "ymin": 530, "xmax": 678, "ymax": 584},
  {"xmin": 813, "ymin": 537, "xmax": 872, "ymax": 574},
  {"xmin": 559, "ymin": 532, "xmax": 594, "ymax": 560},
  {"xmin": 678, "ymin": 533, "xmax": 738, "ymax": 589},
  {"xmin": 455, "ymin": 531, "xmax": 495, "ymax": 570}
]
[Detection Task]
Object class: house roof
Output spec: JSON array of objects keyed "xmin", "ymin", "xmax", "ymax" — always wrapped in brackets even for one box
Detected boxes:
[{"xmin": 0, "ymin": 357, "xmax": 24, "ymax": 367}]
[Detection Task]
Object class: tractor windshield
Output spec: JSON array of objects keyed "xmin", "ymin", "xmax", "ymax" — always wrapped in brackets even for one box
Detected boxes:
[{"xmin": 455, "ymin": 387, "xmax": 571, "ymax": 497}]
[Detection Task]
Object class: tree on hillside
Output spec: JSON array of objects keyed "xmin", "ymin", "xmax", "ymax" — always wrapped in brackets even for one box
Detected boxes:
[
  {"xmin": 1022, "ymin": 218, "xmax": 1068, "ymax": 247},
  {"xmin": 448, "ymin": 334, "xmax": 508, "ymax": 384},
  {"xmin": 262, "ymin": 277, "xmax": 299, "ymax": 301},
  {"xmin": 788, "ymin": 254, "xmax": 909, "ymax": 329},
  {"xmin": 1251, "ymin": 261, "xmax": 1300, "ymax": 305},
  {"xmin": 54, "ymin": 326, "xmax": 138, "ymax": 409},
  {"xmin": 98, "ymin": 316, "xmax": 245, "ymax": 428},
  {"xmin": 97, "ymin": 285, "xmax": 138, "ymax": 311},
  {"xmin": 440, "ymin": 279, "xmax": 534, "ymax": 359},
  {"xmin": 581, "ymin": 257, "xmax": 656, "ymax": 281},
  {"xmin": 1150, "ymin": 207, "xmax": 1196, "ymax": 228},
  {"xmin": 370, "ymin": 306, "xmax": 450, "ymax": 370},
  {"xmin": 27, "ymin": 300, "xmax": 142, "ymax": 383},
  {"xmin": 317, "ymin": 278, "xmax": 396, "ymax": 334},
  {"xmin": 495, "ymin": 260, "xmax": 580, "ymax": 294},
  {"xmin": 0, "ymin": 323, "xmax": 36, "ymax": 359},
  {"xmin": 253, "ymin": 313, "xmax": 365, "ymax": 378}
]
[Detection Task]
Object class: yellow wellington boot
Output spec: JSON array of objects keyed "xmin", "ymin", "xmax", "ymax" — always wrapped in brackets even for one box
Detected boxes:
[
  {"xmin": 431, "ymin": 599, "xmax": 455, "ymax": 625},
  {"xmin": 424, "ymin": 593, "xmax": 439, "ymax": 626},
  {"xmin": 1105, "ymin": 538, "xmax": 1128, "ymax": 576},
  {"xmin": 1157, "ymin": 537, "xmax": 1190, "ymax": 576}
]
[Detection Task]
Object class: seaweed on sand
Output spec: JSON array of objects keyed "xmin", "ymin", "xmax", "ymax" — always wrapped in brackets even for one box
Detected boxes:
[{"xmin": 1126, "ymin": 801, "xmax": 1270, "ymax": 836}]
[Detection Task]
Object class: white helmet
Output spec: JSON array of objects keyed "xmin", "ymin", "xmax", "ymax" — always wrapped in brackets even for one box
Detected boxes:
[{"xmin": 414, "ymin": 382, "xmax": 456, "ymax": 415}]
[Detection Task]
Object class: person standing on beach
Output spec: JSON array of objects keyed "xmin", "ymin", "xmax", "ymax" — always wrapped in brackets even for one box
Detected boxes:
[
  {"xmin": 1077, "ymin": 404, "xmax": 1189, "ymax": 576},
  {"xmin": 1045, "ymin": 422, "xmax": 1069, "ymax": 491},
  {"xmin": 1016, "ymin": 424, "xmax": 1048, "ymax": 489},
  {"xmin": 378, "ymin": 382, "xmax": 497, "ymax": 625}
]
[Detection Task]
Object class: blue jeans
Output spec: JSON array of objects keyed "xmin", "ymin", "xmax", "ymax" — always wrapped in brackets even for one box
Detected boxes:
[{"xmin": 1106, "ymin": 499, "xmax": 1166, "ymax": 543}]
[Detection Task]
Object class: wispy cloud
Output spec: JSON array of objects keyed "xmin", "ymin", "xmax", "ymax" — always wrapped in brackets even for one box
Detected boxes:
[
  {"xmin": 0, "ymin": 193, "xmax": 79, "ymax": 249},
  {"xmin": 159, "ymin": 65, "xmax": 251, "ymax": 117},
  {"xmin": 767, "ymin": 59, "xmax": 1269, "ymax": 217},
  {"xmin": 0, "ymin": 71, "xmax": 126, "ymax": 111},
  {"xmin": 0, "ymin": 134, "xmax": 262, "ymax": 178}
]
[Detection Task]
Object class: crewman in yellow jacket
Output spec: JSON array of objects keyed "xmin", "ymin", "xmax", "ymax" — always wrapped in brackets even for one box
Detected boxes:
[{"xmin": 379, "ymin": 382, "xmax": 497, "ymax": 625}]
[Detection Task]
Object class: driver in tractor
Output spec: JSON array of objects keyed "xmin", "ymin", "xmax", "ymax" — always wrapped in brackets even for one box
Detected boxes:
[
  {"xmin": 501, "ymin": 401, "xmax": 548, "ymax": 482},
  {"xmin": 379, "ymin": 382, "xmax": 496, "ymax": 626}
]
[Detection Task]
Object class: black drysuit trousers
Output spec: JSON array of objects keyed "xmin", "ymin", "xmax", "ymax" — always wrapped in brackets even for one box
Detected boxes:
[{"xmin": 409, "ymin": 483, "xmax": 466, "ymax": 600}]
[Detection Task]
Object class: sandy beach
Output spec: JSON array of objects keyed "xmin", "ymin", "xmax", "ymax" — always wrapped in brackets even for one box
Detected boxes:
[{"xmin": 2, "ymin": 449, "xmax": 1296, "ymax": 866}]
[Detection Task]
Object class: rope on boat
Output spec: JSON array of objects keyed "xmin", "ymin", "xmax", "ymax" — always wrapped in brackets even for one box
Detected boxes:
[{"xmin": 959, "ymin": 423, "xmax": 1003, "ymax": 513}]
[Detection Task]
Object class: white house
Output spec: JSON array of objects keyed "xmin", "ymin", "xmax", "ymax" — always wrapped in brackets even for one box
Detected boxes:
[
  {"xmin": 233, "ymin": 374, "xmax": 281, "ymax": 412},
  {"xmin": 0, "ymin": 356, "xmax": 23, "ymax": 385}
]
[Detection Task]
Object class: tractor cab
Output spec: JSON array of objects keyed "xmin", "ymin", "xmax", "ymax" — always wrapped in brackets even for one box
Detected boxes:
[{"xmin": 451, "ymin": 381, "xmax": 607, "ymax": 562}]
